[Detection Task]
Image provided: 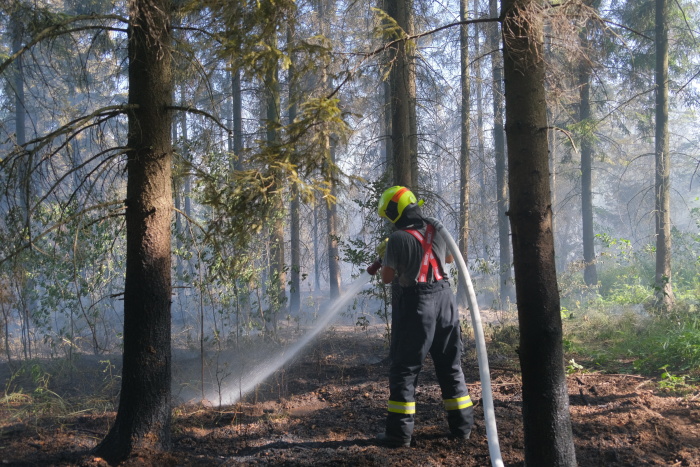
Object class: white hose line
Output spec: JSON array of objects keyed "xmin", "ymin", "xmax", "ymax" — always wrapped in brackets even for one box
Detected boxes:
[{"xmin": 426, "ymin": 217, "xmax": 504, "ymax": 467}]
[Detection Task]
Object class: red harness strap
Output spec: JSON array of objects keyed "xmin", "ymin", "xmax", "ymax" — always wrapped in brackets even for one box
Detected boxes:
[{"xmin": 404, "ymin": 224, "xmax": 443, "ymax": 283}]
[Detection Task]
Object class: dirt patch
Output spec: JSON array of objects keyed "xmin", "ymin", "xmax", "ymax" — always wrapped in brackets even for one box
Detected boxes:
[{"xmin": 1, "ymin": 332, "xmax": 699, "ymax": 466}]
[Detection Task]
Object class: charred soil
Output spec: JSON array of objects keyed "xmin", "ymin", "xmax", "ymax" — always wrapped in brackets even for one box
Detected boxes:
[{"xmin": 1, "ymin": 331, "xmax": 699, "ymax": 466}]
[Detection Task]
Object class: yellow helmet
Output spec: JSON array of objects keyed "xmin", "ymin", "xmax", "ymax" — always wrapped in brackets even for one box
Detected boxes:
[{"xmin": 377, "ymin": 186, "xmax": 422, "ymax": 223}]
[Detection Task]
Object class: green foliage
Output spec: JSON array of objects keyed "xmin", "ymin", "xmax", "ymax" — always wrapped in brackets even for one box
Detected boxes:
[
  {"xmin": 594, "ymin": 232, "xmax": 655, "ymax": 305},
  {"xmin": 487, "ymin": 324, "xmax": 520, "ymax": 358},
  {"xmin": 563, "ymin": 303, "xmax": 700, "ymax": 380},
  {"xmin": 635, "ymin": 316, "xmax": 700, "ymax": 374},
  {"xmin": 657, "ymin": 365, "xmax": 691, "ymax": 392},
  {"xmin": 566, "ymin": 359, "xmax": 585, "ymax": 375},
  {"xmin": 338, "ymin": 181, "xmax": 394, "ymax": 343},
  {"xmin": 3, "ymin": 362, "xmax": 65, "ymax": 418}
]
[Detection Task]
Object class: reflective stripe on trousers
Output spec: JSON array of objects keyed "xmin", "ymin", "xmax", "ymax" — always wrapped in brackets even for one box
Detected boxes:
[
  {"xmin": 444, "ymin": 394, "xmax": 473, "ymax": 411},
  {"xmin": 385, "ymin": 280, "xmax": 474, "ymax": 440},
  {"xmin": 387, "ymin": 400, "xmax": 416, "ymax": 414}
]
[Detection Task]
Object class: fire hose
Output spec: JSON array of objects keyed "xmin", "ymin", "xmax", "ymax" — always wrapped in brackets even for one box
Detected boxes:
[{"xmin": 367, "ymin": 218, "xmax": 504, "ymax": 467}]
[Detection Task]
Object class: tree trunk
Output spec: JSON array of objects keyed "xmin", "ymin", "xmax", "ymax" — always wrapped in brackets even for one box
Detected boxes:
[
  {"xmin": 313, "ymin": 198, "xmax": 321, "ymax": 292},
  {"xmin": 654, "ymin": 0, "xmax": 674, "ymax": 309},
  {"xmin": 11, "ymin": 7, "xmax": 29, "ymax": 225},
  {"xmin": 383, "ymin": 78, "xmax": 392, "ymax": 171},
  {"xmin": 578, "ymin": 9, "xmax": 598, "ymax": 288},
  {"xmin": 288, "ymin": 22, "xmax": 301, "ymax": 314},
  {"xmin": 490, "ymin": 0, "xmax": 514, "ymax": 305},
  {"xmin": 459, "ymin": 0, "xmax": 471, "ymax": 270},
  {"xmin": 327, "ymin": 138, "xmax": 342, "ymax": 299},
  {"xmin": 231, "ymin": 51, "xmax": 243, "ymax": 171},
  {"xmin": 94, "ymin": 0, "xmax": 173, "ymax": 462},
  {"xmin": 265, "ymin": 35, "xmax": 286, "ymax": 333},
  {"xmin": 290, "ymin": 183, "xmax": 301, "ymax": 312},
  {"xmin": 180, "ymin": 84, "xmax": 193, "ymax": 281},
  {"xmin": 501, "ymin": 1, "xmax": 577, "ymax": 465},
  {"xmin": 11, "ymin": 5, "xmax": 34, "ymax": 359},
  {"xmin": 317, "ymin": 0, "xmax": 341, "ymax": 299},
  {"xmin": 387, "ymin": 0, "xmax": 416, "ymax": 187},
  {"xmin": 473, "ymin": 0, "xmax": 488, "ymax": 260}
]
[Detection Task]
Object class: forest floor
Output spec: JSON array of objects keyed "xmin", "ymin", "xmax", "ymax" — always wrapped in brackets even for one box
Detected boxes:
[{"xmin": 1, "ymin": 326, "xmax": 699, "ymax": 466}]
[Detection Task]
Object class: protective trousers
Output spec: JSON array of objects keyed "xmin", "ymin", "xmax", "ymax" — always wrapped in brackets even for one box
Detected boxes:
[{"xmin": 386, "ymin": 280, "xmax": 474, "ymax": 440}]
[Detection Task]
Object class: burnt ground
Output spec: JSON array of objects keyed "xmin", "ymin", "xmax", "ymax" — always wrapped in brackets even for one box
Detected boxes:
[{"xmin": 1, "ymin": 330, "xmax": 699, "ymax": 466}]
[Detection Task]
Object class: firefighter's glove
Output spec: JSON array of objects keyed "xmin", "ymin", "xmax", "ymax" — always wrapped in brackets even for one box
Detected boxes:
[{"xmin": 376, "ymin": 238, "xmax": 389, "ymax": 259}]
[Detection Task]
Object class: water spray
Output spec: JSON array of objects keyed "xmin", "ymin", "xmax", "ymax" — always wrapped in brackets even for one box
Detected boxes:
[{"xmin": 207, "ymin": 272, "xmax": 373, "ymax": 406}]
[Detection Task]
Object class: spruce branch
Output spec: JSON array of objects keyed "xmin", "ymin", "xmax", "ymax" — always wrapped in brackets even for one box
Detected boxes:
[{"xmin": 0, "ymin": 14, "xmax": 128, "ymax": 75}]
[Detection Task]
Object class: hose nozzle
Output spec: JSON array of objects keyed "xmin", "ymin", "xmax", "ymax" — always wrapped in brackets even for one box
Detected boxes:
[{"xmin": 366, "ymin": 259, "xmax": 382, "ymax": 276}]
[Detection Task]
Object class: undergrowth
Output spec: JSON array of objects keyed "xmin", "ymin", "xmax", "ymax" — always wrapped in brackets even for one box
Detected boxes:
[
  {"xmin": 561, "ymin": 299, "xmax": 700, "ymax": 391},
  {"xmin": 1, "ymin": 358, "xmax": 119, "ymax": 426}
]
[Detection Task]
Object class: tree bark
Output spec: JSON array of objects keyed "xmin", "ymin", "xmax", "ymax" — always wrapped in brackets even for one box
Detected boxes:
[
  {"xmin": 383, "ymin": 79, "xmax": 392, "ymax": 171},
  {"xmin": 654, "ymin": 0, "xmax": 674, "ymax": 309},
  {"xmin": 490, "ymin": 0, "xmax": 514, "ymax": 304},
  {"xmin": 94, "ymin": 0, "xmax": 173, "ymax": 462},
  {"xmin": 501, "ymin": 0, "xmax": 577, "ymax": 465},
  {"xmin": 387, "ymin": 0, "xmax": 417, "ymax": 187}
]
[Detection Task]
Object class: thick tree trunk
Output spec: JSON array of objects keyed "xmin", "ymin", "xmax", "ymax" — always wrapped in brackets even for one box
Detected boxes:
[
  {"xmin": 94, "ymin": 0, "xmax": 173, "ymax": 462},
  {"xmin": 654, "ymin": 0, "xmax": 674, "ymax": 308},
  {"xmin": 387, "ymin": 0, "xmax": 416, "ymax": 187},
  {"xmin": 501, "ymin": 1, "xmax": 577, "ymax": 465},
  {"xmin": 490, "ymin": 0, "xmax": 515, "ymax": 305},
  {"xmin": 578, "ymin": 11, "xmax": 598, "ymax": 288}
]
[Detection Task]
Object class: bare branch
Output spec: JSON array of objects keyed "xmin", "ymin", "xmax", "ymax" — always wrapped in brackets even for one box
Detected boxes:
[
  {"xmin": 328, "ymin": 15, "xmax": 500, "ymax": 99},
  {"xmin": 600, "ymin": 19, "xmax": 652, "ymax": 41},
  {"xmin": 2, "ymin": 105, "xmax": 133, "ymax": 169},
  {"xmin": 596, "ymin": 87, "xmax": 656, "ymax": 124},
  {"xmin": 0, "ymin": 200, "xmax": 125, "ymax": 267},
  {"xmin": 0, "ymin": 14, "xmax": 128, "ymax": 75},
  {"xmin": 169, "ymin": 105, "xmax": 230, "ymax": 133},
  {"xmin": 545, "ymin": 126, "xmax": 579, "ymax": 154},
  {"xmin": 32, "ymin": 146, "xmax": 128, "ymax": 212}
]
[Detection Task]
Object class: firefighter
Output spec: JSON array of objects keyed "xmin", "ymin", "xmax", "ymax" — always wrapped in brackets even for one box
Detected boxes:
[{"xmin": 374, "ymin": 186, "xmax": 474, "ymax": 448}]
